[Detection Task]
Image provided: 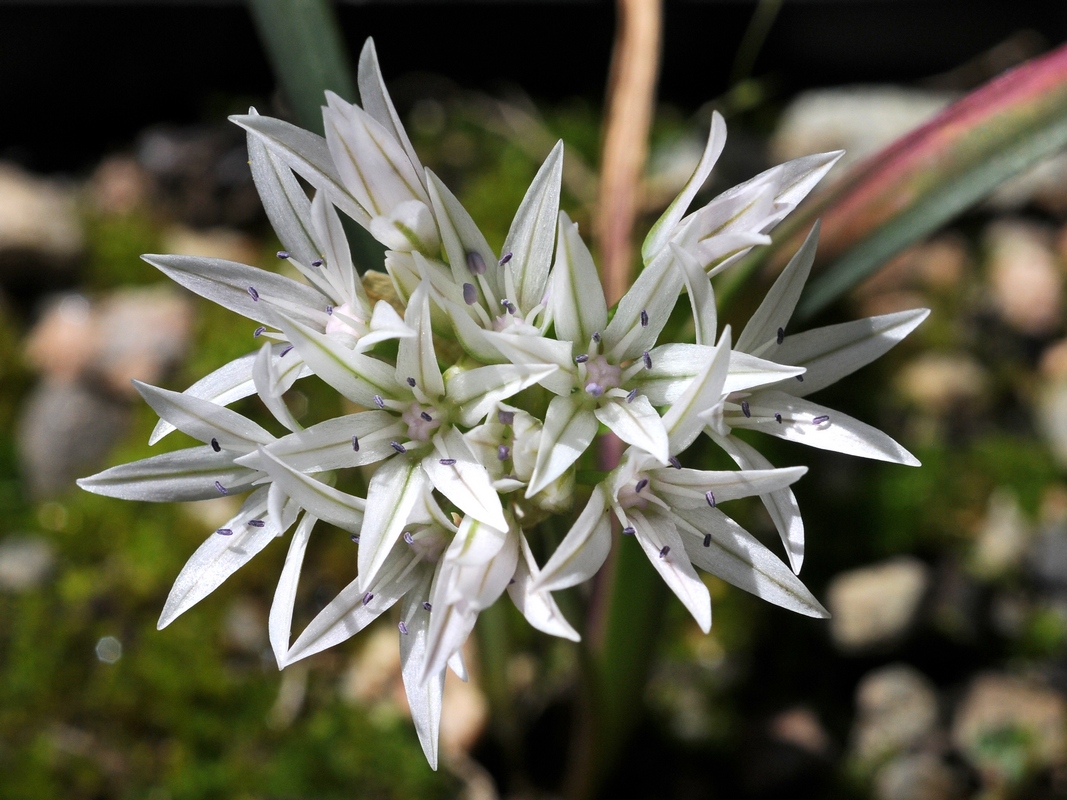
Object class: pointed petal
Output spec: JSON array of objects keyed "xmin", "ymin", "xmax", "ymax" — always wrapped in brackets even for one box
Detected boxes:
[
  {"xmin": 446, "ymin": 362, "xmax": 559, "ymax": 426},
  {"xmin": 358, "ymin": 457, "xmax": 429, "ymax": 588},
  {"xmin": 526, "ymin": 394, "xmax": 599, "ymax": 498},
  {"xmin": 549, "ymin": 211, "xmax": 607, "ymax": 346},
  {"xmin": 425, "ymin": 170, "xmax": 500, "ymax": 300},
  {"xmin": 629, "ymin": 508, "xmax": 712, "ymax": 633},
  {"xmin": 420, "ymin": 574, "xmax": 479, "ymax": 684},
  {"xmin": 723, "ymin": 351, "xmax": 805, "ymax": 395},
  {"xmin": 398, "ymin": 567, "xmax": 443, "ymax": 770},
  {"xmin": 442, "ymin": 513, "xmax": 508, "ymax": 567},
  {"xmin": 533, "ymin": 485, "xmax": 611, "ymax": 592},
  {"xmin": 504, "ymin": 141, "xmax": 563, "ymax": 312},
  {"xmin": 483, "ymin": 331, "xmax": 576, "ymax": 396},
  {"xmin": 508, "ymin": 532, "xmax": 580, "ymax": 641},
  {"xmin": 594, "ymin": 395, "xmax": 670, "ymax": 464},
  {"xmin": 603, "ymin": 247, "xmax": 685, "ymax": 362},
  {"xmin": 310, "ymin": 191, "xmax": 364, "ymax": 308},
  {"xmin": 652, "ymin": 464, "xmax": 806, "ymax": 508},
  {"xmin": 134, "ymin": 380, "xmax": 274, "ymax": 452},
  {"xmin": 253, "ymin": 343, "xmax": 302, "ymax": 432},
  {"xmin": 255, "ymin": 447, "xmax": 366, "ymax": 533},
  {"xmin": 670, "ymin": 243, "xmax": 717, "ymax": 346},
  {"xmin": 423, "ymin": 428, "xmax": 508, "ymax": 532},
  {"xmin": 662, "ymin": 326, "xmax": 731, "ymax": 455},
  {"xmin": 396, "ymin": 281, "xmax": 445, "ymax": 400},
  {"xmin": 269, "ymin": 512, "xmax": 316, "ymax": 667},
  {"xmin": 674, "ymin": 505, "xmax": 828, "ymax": 617},
  {"xmin": 239, "ymin": 411, "xmax": 403, "ymax": 473},
  {"xmin": 77, "ymin": 446, "xmax": 258, "ymax": 502}
]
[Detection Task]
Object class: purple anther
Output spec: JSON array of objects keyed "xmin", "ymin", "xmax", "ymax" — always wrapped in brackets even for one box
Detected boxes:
[
  {"xmin": 420, "ymin": 411, "xmax": 432, "ymax": 422},
  {"xmin": 640, "ymin": 309, "xmax": 649, "ymax": 328},
  {"xmin": 668, "ymin": 456, "xmax": 681, "ymax": 469},
  {"xmin": 622, "ymin": 526, "xmax": 636, "ymax": 536},
  {"xmin": 280, "ymin": 345, "xmax": 294, "ymax": 357},
  {"xmin": 390, "ymin": 441, "xmax": 407, "ymax": 454},
  {"xmin": 423, "ymin": 601, "xmax": 432, "ymax": 611},
  {"xmin": 362, "ymin": 592, "xmax": 373, "ymax": 606},
  {"xmin": 774, "ymin": 413, "xmax": 782, "ymax": 424},
  {"xmin": 586, "ymin": 382, "xmax": 604, "ymax": 397},
  {"xmin": 248, "ymin": 519, "xmax": 265, "ymax": 528},
  {"xmin": 498, "ymin": 252, "xmax": 513, "ymax": 266},
  {"xmin": 214, "ymin": 481, "xmax": 227, "ymax": 495},
  {"xmin": 509, "ymin": 578, "xmax": 516, "ymax": 585},
  {"xmin": 351, "ymin": 534, "xmax": 361, "ymax": 543},
  {"xmin": 406, "ymin": 376, "xmax": 416, "ymax": 387},
  {"xmin": 247, "ymin": 286, "xmax": 259, "ymax": 301},
  {"xmin": 399, "ymin": 621, "xmax": 409, "ymax": 635},
  {"xmin": 500, "ymin": 298, "xmax": 517, "ymax": 315},
  {"xmin": 635, "ymin": 478, "xmax": 649, "ymax": 493},
  {"xmin": 795, "ymin": 375, "xmax": 804, "ymax": 382},
  {"xmin": 592, "ymin": 331, "xmax": 601, "ymax": 343},
  {"xmin": 575, "ymin": 353, "xmax": 590, "ymax": 364},
  {"xmin": 497, "ymin": 410, "xmax": 514, "ymax": 425},
  {"xmin": 311, "ymin": 259, "xmax": 324, "ymax": 267},
  {"xmin": 211, "ymin": 437, "xmax": 221, "ymax": 452},
  {"xmin": 373, "ymin": 395, "xmax": 385, "ymax": 409},
  {"xmin": 741, "ymin": 400, "xmax": 751, "ymax": 418},
  {"xmin": 498, "ymin": 445, "xmax": 510, "ymax": 461},
  {"xmin": 626, "ymin": 387, "xmax": 638, "ymax": 404},
  {"xmin": 352, "ymin": 435, "xmax": 360, "ymax": 451},
  {"xmin": 253, "ymin": 326, "xmax": 266, "ymax": 338},
  {"xmin": 705, "ymin": 490, "xmax": 716, "ymax": 508},
  {"xmin": 439, "ymin": 458, "xmax": 457, "ymax": 466},
  {"xmin": 216, "ymin": 528, "xmax": 233, "ymax": 536},
  {"xmin": 326, "ymin": 305, "xmax": 333, "ymax": 315},
  {"xmin": 466, "ymin": 251, "xmax": 487, "ymax": 275},
  {"xmin": 777, "ymin": 327, "xmax": 785, "ymax": 345},
  {"xmin": 659, "ymin": 546, "xmax": 670, "ymax": 558},
  {"xmin": 276, "ymin": 251, "xmax": 290, "ymax": 259},
  {"xmin": 812, "ymin": 415, "xmax": 830, "ymax": 425},
  {"xmin": 643, "ymin": 351, "xmax": 652, "ymax": 370},
  {"xmin": 703, "ymin": 533, "xmax": 712, "ymax": 547},
  {"xmin": 463, "ymin": 283, "xmax": 477, "ymax": 305},
  {"xmin": 404, "ymin": 531, "xmax": 414, "ymax": 545}
]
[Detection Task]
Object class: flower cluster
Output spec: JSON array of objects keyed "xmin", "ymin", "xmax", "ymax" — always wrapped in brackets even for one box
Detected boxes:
[{"xmin": 79, "ymin": 41, "xmax": 926, "ymax": 767}]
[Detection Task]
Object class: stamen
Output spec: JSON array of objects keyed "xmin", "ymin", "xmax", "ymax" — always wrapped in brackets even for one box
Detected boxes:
[
  {"xmin": 585, "ymin": 382, "xmax": 604, "ymax": 397},
  {"xmin": 659, "ymin": 546, "xmax": 670, "ymax": 558},
  {"xmin": 311, "ymin": 259, "xmax": 324, "ymax": 267},
  {"xmin": 439, "ymin": 458, "xmax": 457, "ymax": 466},
  {"xmin": 352, "ymin": 435, "xmax": 360, "ymax": 451},
  {"xmin": 362, "ymin": 592, "xmax": 373, "ymax": 606},
  {"xmin": 640, "ymin": 309, "xmax": 649, "ymax": 327},
  {"xmin": 216, "ymin": 528, "xmax": 233, "ymax": 536},
  {"xmin": 351, "ymin": 534, "xmax": 361, "ymax": 543},
  {"xmin": 403, "ymin": 531, "xmax": 414, "ymax": 544},
  {"xmin": 498, "ymin": 445, "xmax": 510, "ymax": 461},
  {"xmin": 705, "ymin": 490, "xmax": 716, "ymax": 508},
  {"xmin": 214, "ymin": 481, "xmax": 227, "ymax": 495},
  {"xmin": 423, "ymin": 601, "xmax": 433, "ymax": 611},
  {"xmin": 497, "ymin": 410, "xmax": 514, "ymax": 425},
  {"xmin": 575, "ymin": 353, "xmax": 590, "ymax": 364},
  {"xmin": 812, "ymin": 415, "xmax": 830, "ymax": 425},
  {"xmin": 668, "ymin": 456, "xmax": 681, "ymax": 469},
  {"xmin": 635, "ymin": 478, "xmax": 649, "ymax": 493},
  {"xmin": 703, "ymin": 533, "xmax": 712, "ymax": 547},
  {"xmin": 643, "ymin": 351, "xmax": 652, "ymax": 370},
  {"xmin": 499, "ymin": 252, "xmax": 513, "ymax": 266},
  {"xmin": 622, "ymin": 526, "xmax": 636, "ymax": 536},
  {"xmin": 463, "ymin": 283, "xmax": 478, "ymax": 305},
  {"xmin": 406, "ymin": 377, "xmax": 416, "ymax": 387},
  {"xmin": 390, "ymin": 441, "xmax": 407, "ymax": 454},
  {"xmin": 420, "ymin": 411, "xmax": 432, "ymax": 422},
  {"xmin": 247, "ymin": 286, "xmax": 260, "ymax": 301},
  {"xmin": 276, "ymin": 251, "xmax": 290, "ymax": 259},
  {"xmin": 466, "ymin": 251, "xmax": 487, "ymax": 275},
  {"xmin": 592, "ymin": 331, "xmax": 601, "ymax": 343},
  {"xmin": 777, "ymin": 327, "xmax": 785, "ymax": 345},
  {"xmin": 774, "ymin": 413, "xmax": 782, "ymax": 424},
  {"xmin": 280, "ymin": 345, "xmax": 294, "ymax": 357},
  {"xmin": 326, "ymin": 305, "xmax": 333, "ymax": 315},
  {"xmin": 373, "ymin": 395, "xmax": 385, "ymax": 409},
  {"xmin": 741, "ymin": 400, "xmax": 751, "ymax": 418},
  {"xmin": 253, "ymin": 326, "xmax": 266, "ymax": 338},
  {"xmin": 500, "ymin": 299, "xmax": 517, "ymax": 315},
  {"xmin": 210, "ymin": 437, "xmax": 221, "ymax": 452},
  {"xmin": 626, "ymin": 387, "xmax": 638, "ymax": 403},
  {"xmin": 796, "ymin": 375, "xmax": 804, "ymax": 382},
  {"xmin": 399, "ymin": 621, "xmax": 409, "ymax": 635},
  {"xmin": 248, "ymin": 520, "xmax": 265, "ymax": 528}
]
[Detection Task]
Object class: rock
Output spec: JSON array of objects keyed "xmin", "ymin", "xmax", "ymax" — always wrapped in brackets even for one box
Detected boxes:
[
  {"xmin": 771, "ymin": 87, "xmax": 955, "ymax": 178},
  {"xmin": 985, "ymin": 220, "xmax": 1062, "ymax": 337},
  {"xmin": 0, "ymin": 535, "xmax": 55, "ymax": 592},
  {"xmin": 1027, "ymin": 524, "xmax": 1067, "ymax": 598},
  {"xmin": 16, "ymin": 380, "xmax": 129, "ymax": 498},
  {"xmin": 0, "ymin": 162, "xmax": 84, "ymax": 294},
  {"xmin": 769, "ymin": 706, "xmax": 832, "ymax": 757},
  {"xmin": 874, "ymin": 753, "xmax": 965, "ymax": 800},
  {"xmin": 970, "ymin": 489, "xmax": 1030, "ymax": 580},
  {"xmin": 160, "ymin": 225, "xmax": 260, "ymax": 267},
  {"xmin": 894, "ymin": 353, "xmax": 989, "ymax": 416},
  {"xmin": 951, "ymin": 673, "xmax": 1067, "ymax": 780},
  {"xmin": 989, "ymin": 151, "xmax": 1067, "ymax": 216},
  {"xmin": 851, "ymin": 664, "xmax": 941, "ymax": 766},
  {"xmin": 222, "ymin": 597, "xmax": 267, "ymax": 655},
  {"xmin": 87, "ymin": 155, "xmax": 152, "ymax": 216},
  {"xmin": 827, "ymin": 557, "xmax": 930, "ymax": 652}
]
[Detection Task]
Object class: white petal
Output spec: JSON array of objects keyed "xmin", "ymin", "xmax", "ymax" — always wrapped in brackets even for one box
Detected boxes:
[
  {"xmin": 269, "ymin": 512, "xmax": 316, "ymax": 667},
  {"xmin": 507, "ymin": 533, "xmax": 580, "ymax": 641},
  {"xmin": 662, "ymin": 326, "xmax": 731, "ymax": 455},
  {"xmin": 398, "ymin": 567, "xmax": 443, "ymax": 770},
  {"xmin": 725, "ymin": 390, "xmax": 920, "ymax": 465},
  {"xmin": 482, "ymin": 331, "xmax": 576, "ymax": 396},
  {"xmin": 77, "ymin": 446, "xmax": 258, "ymax": 502},
  {"xmin": 135, "ymin": 380, "xmax": 274, "ymax": 452},
  {"xmin": 629, "ymin": 508, "xmax": 712, "ymax": 633},
  {"xmin": 504, "ymin": 141, "xmax": 563, "ymax": 313},
  {"xmin": 423, "ymin": 428, "xmax": 508, "ymax": 532},
  {"xmin": 310, "ymin": 191, "xmax": 365, "ymax": 308},
  {"xmin": 549, "ymin": 211, "xmax": 607, "ymax": 346},
  {"xmin": 723, "ymin": 351, "xmax": 805, "ymax": 395},
  {"xmin": 533, "ymin": 485, "xmax": 611, "ymax": 592},
  {"xmin": 446, "ymin": 362, "xmax": 559, "ymax": 426},
  {"xmin": 674, "ymin": 505, "xmax": 828, "ymax": 618},
  {"xmin": 603, "ymin": 247, "xmax": 684, "ymax": 362},
  {"xmin": 358, "ymin": 457, "xmax": 429, "ymax": 589},
  {"xmin": 254, "ymin": 447, "xmax": 366, "ymax": 532},
  {"xmin": 396, "ymin": 281, "xmax": 445, "ymax": 400},
  {"xmin": 425, "ymin": 170, "xmax": 500, "ymax": 300},
  {"xmin": 420, "ymin": 575, "xmax": 479, "ymax": 684},
  {"xmin": 767, "ymin": 151, "xmax": 844, "ymax": 225},
  {"xmin": 158, "ymin": 487, "xmax": 282, "ymax": 628},
  {"xmin": 630, "ymin": 343, "xmax": 711, "ymax": 405},
  {"xmin": 670, "ymin": 243, "xmax": 717, "ymax": 346},
  {"xmin": 525, "ymin": 394, "xmax": 599, "ymax": 498},
  {"xmin": 594, "ymin": 395, "xmax": 670, "ymax": 464},
  {"xmin": 142, "ymin": 254, "xmax": 328, "ymax": 328},
  {"xmin": 369, "ymin": 200, "xmax": 440, "ymax": 255},
  {"xmin": 239, "ymin": 411, "xmax": 403, "ymax": 473},
  {"xmin": 442, "ymin": 513, "xmax": 508, "ymax": 567},
  {"xmin": 253, "ymin": 343, "xmax": 302, "ymax": 432},
  {"xmin": 652, "ymin": 464, "xmax": 806, "ymax": 508}
]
